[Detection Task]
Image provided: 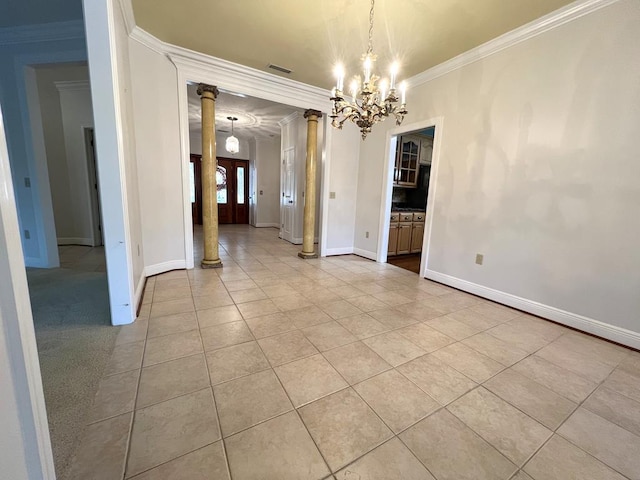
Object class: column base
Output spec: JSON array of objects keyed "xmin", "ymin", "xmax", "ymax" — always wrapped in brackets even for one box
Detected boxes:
[
  {"xmin": 297, "ymin": 251, "xmax": 318, "ymax": 260},
  {"xmin": 201, "ymin": 258, "xmax": 223, "ymax": 269}
]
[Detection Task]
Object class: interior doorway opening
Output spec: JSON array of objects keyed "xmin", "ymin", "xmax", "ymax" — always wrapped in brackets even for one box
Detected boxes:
[
  {"xmin": 184, "ymin": 82, "xmax": 326, "ymax": 267},
  {"xmin": 382, "ymin": 121, "xmax": 440, "ymax": 276}
]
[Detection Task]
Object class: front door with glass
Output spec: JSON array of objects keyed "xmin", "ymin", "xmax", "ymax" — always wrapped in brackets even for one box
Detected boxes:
[{"xmin": 216, "ymin": 158, "xmax": 249, "ymax": 224}]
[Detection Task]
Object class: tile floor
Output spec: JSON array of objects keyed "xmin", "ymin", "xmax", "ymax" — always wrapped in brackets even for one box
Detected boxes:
[{"xmin": 66, "ymin": 225, "xmax": 640, "ymax": 480}]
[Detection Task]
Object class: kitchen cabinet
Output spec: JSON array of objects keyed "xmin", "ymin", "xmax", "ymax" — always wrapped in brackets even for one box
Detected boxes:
[
  {"xmin": 388, "ymin": 211, "xmax": 425, "ymax": 256},
  {"xmin": 388, "ymin": 223, "xmax": 399, "ymax": 255},
  {"xmin": 410, "ymin": 222, "xmax": 424, "ymax": 253},
  {"xmin": 397, "ymin": 223, "xmax": 412, "ymax": 254},
  {"xmin": 394, "ymin": 136, "xmax": 421, "ymax": 187}
]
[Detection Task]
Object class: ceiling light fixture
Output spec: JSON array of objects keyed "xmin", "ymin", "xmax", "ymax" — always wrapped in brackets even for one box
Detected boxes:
[
  {"xmin": 330, "ymin": 0, "xmax": 408, "ymax": 140},
  {"xmin": 225, "ymin": 116, "xmax": 239, "ymax": 154}
]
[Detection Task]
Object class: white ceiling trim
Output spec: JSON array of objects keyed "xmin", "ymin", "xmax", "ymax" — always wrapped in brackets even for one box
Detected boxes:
[
  {"xmin": 0, "ymin": 19, "xmax": 84, "ymax": 46},
  {"xmin": 407, "ymin": 0, "xmax": 621, "ymax": 88},
  {"xmin": 130, "ymin": 26, "xmax": 331, "ymax": 113}
]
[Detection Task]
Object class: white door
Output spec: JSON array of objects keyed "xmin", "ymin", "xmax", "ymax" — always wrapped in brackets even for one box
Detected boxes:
[{"xmin": 280, "ymin": 146, "xmax": 295, "ymax": 242}]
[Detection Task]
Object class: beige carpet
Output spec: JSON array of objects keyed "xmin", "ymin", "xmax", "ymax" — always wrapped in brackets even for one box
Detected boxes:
[{"xmin": 27, "ymin": 267, "xmax": 117, "ymax": 479}]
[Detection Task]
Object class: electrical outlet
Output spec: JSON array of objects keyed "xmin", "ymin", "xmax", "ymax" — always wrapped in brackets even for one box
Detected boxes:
[
  {"xmin": 475, "ymin": 253, "xmax": 484, "ymax": 265},
  {"xmin": 24, "ymin": 177, "xmax": 31, "ymax": 188},
  {"xmin": 365, "ymin": 231, "xmax": 369, "ymax": 238},
  {"xmin": 24, "ymin": 229, "xmax": 30, "ymax": 239},
  {"xmin": 329, "ymin": 192, "xmax": 336, "ymax": 199}
]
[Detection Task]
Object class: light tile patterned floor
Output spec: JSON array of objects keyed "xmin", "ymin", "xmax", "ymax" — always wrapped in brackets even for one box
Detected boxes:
[{"xmin": 66, "ymin": 225, "xmax": 640, "ymax": 480}]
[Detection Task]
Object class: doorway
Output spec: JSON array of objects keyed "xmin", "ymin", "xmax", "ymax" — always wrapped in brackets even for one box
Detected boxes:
[
  {"xmin": 217, "ymin": 157, "xmax": 249, "ymax": 224},
  {"xmin": 84, "ymin": 127, "xmax": 103, "ymax": 246},
  {"xmin": 379, "ymin": 119, "xmax": 442, "ymax": 276},
  {"xmin": 190, "ymin": 154, "xmax": 250, "ymax": 225},
  {"xmin": 280, "ymin": 146, "xmax": 295, "ymax": 242}
]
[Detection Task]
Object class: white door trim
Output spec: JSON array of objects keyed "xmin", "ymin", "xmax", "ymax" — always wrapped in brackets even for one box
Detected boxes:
[
  {"xmin": 0, "ymin": 93, "xmax": 56, "ymax": 480},
  {"xmin": 376, "ymin": 116, "xmax": 444, "ymax": 279},
  {"xmin": 160, "ymin": 36, "xmax": 333, "ymax": 267}
]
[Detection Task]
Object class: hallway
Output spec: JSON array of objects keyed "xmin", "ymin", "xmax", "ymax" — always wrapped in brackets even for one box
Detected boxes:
[{"xmin": 66, "ymin": 225, "xmax": 640, "ymax": 480}]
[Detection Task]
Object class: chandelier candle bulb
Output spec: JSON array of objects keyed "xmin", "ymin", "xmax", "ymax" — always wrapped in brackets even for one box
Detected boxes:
[
  {"xmin": 328, "ymin": 0, "xmax": 408, "ymax": 138},
  {"xmin": 379, "ymin": 79, "xmax": 387, "ymax": 103},
  {"xmin": 364, "ymin": 56, "xmax": 372, "ymax": 83},
  {"xmin": 390, "ymin": 63, "xmax": 398, "ymax": 89},
  {"xmin": 335, "ymin": 65, "xmax": 345, "ymax": 92},
  {"xmin": 400, "ymin": 81, "xmax": 407, "ymax": 105}
]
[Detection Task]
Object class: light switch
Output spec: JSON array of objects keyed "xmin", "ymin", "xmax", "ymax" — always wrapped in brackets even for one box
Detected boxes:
[{"xmin": 329, "ymin": 192, "xmax": 336, "ymax": 199}]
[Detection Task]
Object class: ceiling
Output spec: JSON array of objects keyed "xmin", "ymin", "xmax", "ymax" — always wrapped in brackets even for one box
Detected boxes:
[
  {"xmin": 133, "ymin": 0, "xmax": 575, "ymax": 89},
  {"xmin": 187, "ymin": 84, "xmax": 302, "ymax": 139}
]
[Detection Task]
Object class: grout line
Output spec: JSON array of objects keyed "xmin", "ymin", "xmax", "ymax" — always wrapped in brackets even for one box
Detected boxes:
[
  {"xmin": 119, "ymin": 328, "xmax": 147, "ymax": 480},
  {"xmin": 191, "ymin": 279, "xmax": 234, "ymax": 480}
]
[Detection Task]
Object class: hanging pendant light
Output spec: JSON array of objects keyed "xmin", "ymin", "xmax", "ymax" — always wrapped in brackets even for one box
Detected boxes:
[
  {"xmin": 225, "ymin": 116, "xmax": 239, "ymax": 154},
  {"xmin": 330, "ymin": 0, "xmax": 408, "ymax": 140}
]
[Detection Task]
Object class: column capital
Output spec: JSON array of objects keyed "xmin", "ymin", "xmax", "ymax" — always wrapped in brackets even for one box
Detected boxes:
[
  {"xmin": 197, "ymin": 83, "xmax": 219, "ymax": 98},
  {"xmin": 304, "ymin": 109, "xmax": 323, "ymax": 120}
]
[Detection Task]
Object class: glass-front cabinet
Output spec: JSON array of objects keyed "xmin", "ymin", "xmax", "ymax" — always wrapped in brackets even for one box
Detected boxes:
[{"xmin": 394, "ymin": 136, "xmax": 421, "ymax": 187}]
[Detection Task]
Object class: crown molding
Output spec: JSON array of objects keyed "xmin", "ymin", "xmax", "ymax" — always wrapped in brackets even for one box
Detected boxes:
[
  {"xmin": 166, "ymin": 43, "xmax": 331, "ymax": 113},
  {"xmin": 407, "ymin": 0, "xmax": 621, "ymax": 88},
  {"xmin": 130, "ymin": 26, "xmax": 331, "ymax": 113},
  {"xmin": 277, "ymin": 111, "xmax": 300, "ymax": 127},
  {"xmin": 130, "ymin": 26, "xmax": 165, "ymax": 55},
  {"xmin": 117, "ymin": 0, "xmax": 136, "ymax": 35},
  {"xmin": 54, "ymin": 80, "xmax": 90, "ymax": 92},
  {"xmin": 0, "ymin": 19, "xmax": 84, "ymax": 46}
]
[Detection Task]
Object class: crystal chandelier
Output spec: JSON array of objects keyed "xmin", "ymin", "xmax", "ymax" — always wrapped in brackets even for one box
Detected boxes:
[
  {"xmin": 225, "ymin": 116, "xmax": 239, "ymax": 154},
  {"xmin": 330, "ymin": 0, "xmax": 408, "ymax": 140}
]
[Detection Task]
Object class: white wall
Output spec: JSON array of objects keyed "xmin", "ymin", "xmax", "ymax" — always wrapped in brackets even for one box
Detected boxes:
[
  {"xmin": 0, "ymin": 98, "xmax": 55, "ymax": 480},
  {"xmin": 129, "ymin": 39, "xmax": 185, "ymax": 274},
  {"xmin": 113, "ymin": 2, "xmax": 145, "ymax": 301},
  {"xmin": 254, "ymin": 136, "xmax": 280, "ymax": 227},
  {"xmin": 84, "ymin": 0, "xmax": 141, "ymax": 324},
  {"xmin": 0, "ymin": 22, "xmax": 87, "ymax": 267},
  {"xmin": 324, "ymin": 123, "xmax": 360, "ymax": 254},
  {"xmin": 355, "ymin": 0, "xmax": 640, "ymax": 346},
  {"xmin": 56, "ymin": 79, "xmax": 96, "ymax": 245}
]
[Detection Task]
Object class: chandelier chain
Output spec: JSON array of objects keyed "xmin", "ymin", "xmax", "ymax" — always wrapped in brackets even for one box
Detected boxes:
[{"xmin": 367, "ymin": 0, "xmax": 375, "ymax": 55}]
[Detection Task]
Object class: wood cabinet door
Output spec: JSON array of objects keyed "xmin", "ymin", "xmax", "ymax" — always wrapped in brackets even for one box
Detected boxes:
[
  {"xmin": 396, "ymin": 137, "xmax": 420, "ymax": 187},
  {"xmin": 388, "ymin": 223, "xmax": 399, "ymax": 255},
  {"xmin": 410, "ymin": 222, "xmax": 424, "ymax": 253},
  {"xmin": 397, "ymin": 223, "xmax": 412, "ymax": 254}
]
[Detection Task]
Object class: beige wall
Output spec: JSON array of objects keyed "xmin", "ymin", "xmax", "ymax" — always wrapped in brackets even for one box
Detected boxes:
[{"xmin": 354, "ymin": 0, "xmax": 640, "ymax": 345}]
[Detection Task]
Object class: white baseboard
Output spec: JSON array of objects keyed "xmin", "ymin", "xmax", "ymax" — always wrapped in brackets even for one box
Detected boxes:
[
  {"xmin": 144, "ymin": 260, "xmax": 187, "ymax": 277},
  {"xmin": 134, "ymin": 271, "xmax": 146, "ymax": 313},
  {"xmin": 255, "ymin": 223, "xmax": 280, "ymax": 228},
  {"xmin": 424, "ymin": 269, "xmax": 640, "ymax": 350},
  {"xmin": 324, "ymin": 247, "xmax": 354, "ymax": 256},
  {"xmin": 353, "ymin": 248, "xmax": 377, "ymax": 261},
  {"xmin": 57, "ymin": 237, "xmax": 93, "ymax": 246}
]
